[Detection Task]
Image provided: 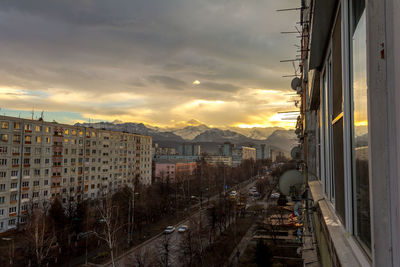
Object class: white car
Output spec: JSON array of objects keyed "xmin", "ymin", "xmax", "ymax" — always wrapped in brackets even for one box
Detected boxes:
[
  {"xmin": 271, "ymin": 193, "xmax": 280, "ymax": 199},
  {"xmin": 164, "ymin": 226, "xmax": 175, "ymax": 234},
  {"xmin": 178, "ymin": 225, "xmax": 188, "ymax": 233}
]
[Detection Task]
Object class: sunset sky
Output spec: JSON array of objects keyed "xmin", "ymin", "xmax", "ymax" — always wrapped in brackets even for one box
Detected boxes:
[{"xmin": 0, "ymin": 0, "xmax": 299, "ymax": 129}]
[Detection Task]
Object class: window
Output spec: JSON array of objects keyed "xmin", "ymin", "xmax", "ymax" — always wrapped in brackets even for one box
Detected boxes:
[
  {"xmin": 45, "ymin": 137, "xmax": 50, "ymax": 143},
  {"xmin": 45, "ymin": 127, "xmax": 50, "ymax": 133},
  {"xmin": 23, "ymin": 169, "xmax": 30, "ymax": 176},
  {"xmin": 11, "ymin": 170, "xmax": 18, "ymax": 177},
  {"xmin": 33, "ymin": 192, "xmax": 39, "ymax": 198},
  {"xmin": 1, "ymin": 121, "xmax": 9, "ymax": 129},
  {"xmin": 14, "ymin": 122, "xmax": 20, "ymax": 129},
  {"xmin": 12, "ymin": 158, "xmax": 19, "ymax": 165},
  {"xmin": 24, "ymin": 135, "xmax": 31, "ymax": 143},
  {"xmin": 0, "ymin": 184, "xmax": 5, "ymax": 191},
  {"xmin": 35, "ymin": 125, "xmax": 41, "ymax": 132},
  {"xmin": 36, "ymin": 136, "xmax": 41, "ymax": 143},
  {"xmin": 349, "ymin": 0, "xmax": 370, "ymax": 250},
  {"xmin": 34, "ymin": 158, "xmax": 40, "ymax": 164},
  {"xmin": 0, "ymin": 171, "xmax": 6, "ymax": 178},
  {"xmin": 33, "ymin": 181, "xmax": 39, "ymax": 186},
  {"xmin": 0, "ymin": 209, "xmax": 4, "ymax": 216},
  {"xmin": 0, "ymin": 159, "xmax": 7, "ymax": 165},
  {"xmin": 0, "ymin": 197, "xmax": 4, "ymax": 204},
  {"xmin": 8, "ymin": 219, "xmax": 16, "ymax": 225},
  {"xmin": 22, "ymin": 181, "xmax": 29, "ymax": 187},
  {"xmin": 10, "ymin": 194, "xmax": 17, "ymax": 201},
  {"xmin": 24, "ymin": 124, "xmax": 31, "ymax": 131},
  {"xmin": 34, "ymin": 169, "xmax": 40, "ymax": 176},
  {"xmin": 64, "ymin": 129, "xmax": 69, "ymax": 135},
  {"xmin": 24, "ymin": 147, "xmax": 31, "ymax": 153},
  {"xmin": 0, "ymin": 146, "xmax": 7, "ymax": 154},
  {"xmin": 44, "ymin": 180, "xmax": 49, "ymax": 185},
  {"xmin": 9, "ymin": 207, "xmax": 16, "ymax": 213},
  {"xmin": 0, "ymin": 134, "xmax": 8, "ymax": 142},
  {"xmin": 21, "ymin": 193, "xmax": 28, "ymax": 199},
  {"xmin": 35, "ymin": 147, "xmax": 41, "ymax": 154}
]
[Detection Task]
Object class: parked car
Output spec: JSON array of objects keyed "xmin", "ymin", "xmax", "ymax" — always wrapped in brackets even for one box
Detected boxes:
[
  {"xmin": 271, "ymin": 192, "xmax": 280, "ymax": 199},
  {"xmin": 164, "ymin": 226, "xmax": 175, "ymax": 234},
  {"xmin": 178, "ymin": 225, "xmax": 188, "ymax": 233}
]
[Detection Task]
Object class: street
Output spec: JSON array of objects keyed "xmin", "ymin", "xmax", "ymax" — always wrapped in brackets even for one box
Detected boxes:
[{"xmin": 99, "ymin": 178, "xmax": 261, "ymax": 267}]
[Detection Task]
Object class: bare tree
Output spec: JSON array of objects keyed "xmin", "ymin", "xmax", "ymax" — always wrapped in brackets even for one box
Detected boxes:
[
  {"xmin": 24, "ymin": 203, "xmax": 57, "ymax": 267},
  {"xmin": 93, "ymin": 192, "xmax": 123, "ymax": 267},
  {"xmin": 127, "ymin": 247, "xmax": 155, "ymax": 267}
]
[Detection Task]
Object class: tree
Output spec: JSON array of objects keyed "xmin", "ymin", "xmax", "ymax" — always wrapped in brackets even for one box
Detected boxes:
[
  {"xmin": 93, "ymin": 193, "xmax": 123, "ymax": 267},
  {"xmin": 24, "ymin": 203, "xmax": 57, "ymax": 267}
]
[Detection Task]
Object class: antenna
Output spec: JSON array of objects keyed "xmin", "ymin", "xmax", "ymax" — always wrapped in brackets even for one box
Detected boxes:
[{"xmin": 31, "ymin": 106, "xmax": 34, "ymax": 120}]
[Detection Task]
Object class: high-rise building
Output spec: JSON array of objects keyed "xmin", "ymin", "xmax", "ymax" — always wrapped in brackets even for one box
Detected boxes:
[
  {"xmin": 0, "ymin": 115, "xmax": 152, "ymax": 233},
  {"xmin": 178, "ymin": 143, "xmax": 201, "ymax": 156}
]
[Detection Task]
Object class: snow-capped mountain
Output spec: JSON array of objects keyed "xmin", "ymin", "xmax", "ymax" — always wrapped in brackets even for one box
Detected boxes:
[
  {"xmin": 192, "ymin": 128, "xmax": 253, "ymax": 143},
  {"xmin": 75, "ymin": 122, "xmax": 184, "ymax": 142},
  {"xmin": 172, "ymin": 124, "xmax": 209, "ymax": 140},
  {"xmin": 75, "ymin": 121, "xmax": 297, "ymax": 151},
  {"xmin": 265, "ymin": 130, "xmax": 298, "ymax": 153},
  {"xmin": 229, "ymin": 127, "xmax": 285, "ymax": 140}
]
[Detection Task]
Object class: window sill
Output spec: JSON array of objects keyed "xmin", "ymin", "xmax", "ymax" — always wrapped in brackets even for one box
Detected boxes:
[{"xmin": 308, "ymin": 180, "xmax": 371, "ymax": 267}]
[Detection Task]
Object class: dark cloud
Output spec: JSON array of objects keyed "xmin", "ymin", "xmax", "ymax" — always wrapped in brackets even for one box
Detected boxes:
[
  {"xmin": 0, "ymin": 0, "xmax": 299, "ymax": 126},
  {"xmin": 148, "ymin": 75, "xmax": 187, "ymax": 90}
]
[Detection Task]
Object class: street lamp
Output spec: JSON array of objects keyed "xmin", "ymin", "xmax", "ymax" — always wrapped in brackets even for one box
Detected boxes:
[{"xmin": 2, "ymin": 237, "xmax": 14, "ymax": 266}]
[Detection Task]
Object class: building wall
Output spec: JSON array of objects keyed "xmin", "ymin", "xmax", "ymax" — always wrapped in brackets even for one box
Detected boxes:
[
  {"xmin": 204, "ymin": 155, "xmax": 232, "ymax": 166},
  {"xmin": 301, "ymin": 0, "xmax": 400, "ymax": 266},
  {"xmin": 153, "ymin": 162, "xmax": 176, "ymax": 182},
  {"xmin": 0, "ymin": 116, "xmax": 152, "ymax": 233}
]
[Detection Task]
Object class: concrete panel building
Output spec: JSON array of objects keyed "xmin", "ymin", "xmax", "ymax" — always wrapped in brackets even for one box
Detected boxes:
[
  {"xmin": 0, "ymin": 115, "xmax": 152, "ymax": 233},
  {"xmin": 296, "ymin": 0, "xmax": 400, "ymax": 266}
]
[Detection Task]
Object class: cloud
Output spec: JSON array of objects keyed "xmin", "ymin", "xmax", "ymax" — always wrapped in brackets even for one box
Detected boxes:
[
  {"xmin": 0, "ymin": 0, "xmax": 300, "ymax": 128},
  {"xmin": 148, "ymin": 75, "xmax": 187, "ymax": 90}
]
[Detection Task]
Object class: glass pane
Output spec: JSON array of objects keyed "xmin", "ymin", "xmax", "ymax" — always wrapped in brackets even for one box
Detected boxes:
[{"xmin": 351, "ymin": 3, "xmax": 370, "ymax": 250}]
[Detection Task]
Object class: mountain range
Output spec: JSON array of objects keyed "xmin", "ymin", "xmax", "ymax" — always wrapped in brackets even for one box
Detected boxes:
[{"xmin": 75, "ymin": 120, "xmax": 298, "ymax": 154}]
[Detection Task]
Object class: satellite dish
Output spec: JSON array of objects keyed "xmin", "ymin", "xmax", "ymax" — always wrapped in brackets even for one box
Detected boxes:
[
  {"xmin": 291, "ymin": 146, "xmax": 302, "ymax": 160},
  {"xmin": 279, "ymin": 170, "xmax": 303, "ymax": 197},
  {"xmin": 291, "ymin": 77, "xmax": 301, "ymax": 90}
]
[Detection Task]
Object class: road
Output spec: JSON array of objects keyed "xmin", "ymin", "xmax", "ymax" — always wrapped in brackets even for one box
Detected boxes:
[{"xmin": 98, "ymin": 178, "xmax": 260, "ymax": 267}]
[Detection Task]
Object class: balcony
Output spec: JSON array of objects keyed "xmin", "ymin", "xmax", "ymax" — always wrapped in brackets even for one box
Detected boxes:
[{"xmin": 9, "ymin": 212, "xmax": 17, "ymax": 217}]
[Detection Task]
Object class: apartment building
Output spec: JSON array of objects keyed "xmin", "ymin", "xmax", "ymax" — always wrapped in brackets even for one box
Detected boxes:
[
  {"xmin": 232, "ymin": 146, "xmax": 256, "ymax": 167},
  {"xmin": 297, "ymin": 0, "xmax": 400, "ymax": 266},
  {"xmin": 0, "ymin": 116, "xmax": 152, "ymax": 233},
  {"xmin": 153, "ymin": 159, "xmax": 197, "ymax": 183},
  {"xmin": 204, "ymin": 155, "xmax": 233, "ymax": 167}
]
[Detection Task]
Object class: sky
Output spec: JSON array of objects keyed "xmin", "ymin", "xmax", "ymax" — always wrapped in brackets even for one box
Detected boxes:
[{"xmin": 0, "ymin": 0, "xmax": 300, "ymax": 129}]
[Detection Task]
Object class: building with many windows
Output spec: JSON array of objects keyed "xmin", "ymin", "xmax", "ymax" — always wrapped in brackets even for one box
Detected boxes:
[
  {"xmin": 0, "ymin": 116, "xmax": 152, "ymax": 233},
  {"xmin": 296, "ymin": 0, "xmax": 400, "ymax": 266}
]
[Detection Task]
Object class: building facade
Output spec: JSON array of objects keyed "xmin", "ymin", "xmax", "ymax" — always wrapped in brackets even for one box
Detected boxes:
[
  {"xmin": 153, "ymin": 160, "xmax": 197, "ymax": 183},
  {"xmin": 232, "ymin": 146, "xmax": 256, "ymax": 167},
  {"xmin": 177, "ymin": 143, "xmax": 201, "ymax": 156},
  {"xmin": 204, "ymin": 155, "xmax": 233, "ymax": 167},
  {"xmin": 0, "ymin": 116, "xmax": 152, "ymax": 233},
  {"xmin": 297, "ymin": 0, "xmax": 400, "ymax": 266}
]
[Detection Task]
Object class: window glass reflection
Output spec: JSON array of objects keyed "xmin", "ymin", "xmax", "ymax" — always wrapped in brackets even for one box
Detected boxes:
[{"xmin": 351, "ymin": 5, "xmax": 370, "ymax": 250}]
